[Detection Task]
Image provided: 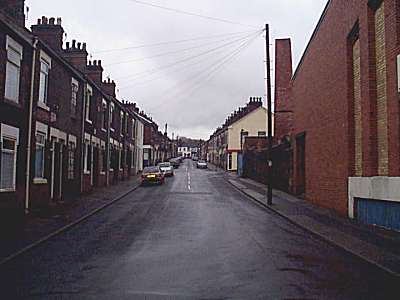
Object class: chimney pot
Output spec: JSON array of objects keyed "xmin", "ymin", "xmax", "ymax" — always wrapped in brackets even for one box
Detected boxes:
[
  {"xmin": 57, "ymin": 17, "xmax": 62, "ymax": 25},
  {"xmin": 49, "ymin": 17, "xmax": 55, "ymax": 25},
  {"xmin": 93, "ymin": 60, "xmax": 97, "ymax": 66},
  {"xmin": 72, "ymin": 39, "xmax": 76, "ymax": 48},
  {"xmin": 82, "ymin": 42, "xmax": 87, "ymax": 50},
  {"xmin": 66, "ymin": 42, "xmax": 70, "ymax": 49},
  {"xmin": 77, "ymin": 42, "xmax": 82, "ymax": 49},
  {"xmin": 41, "ymin": 16, "xmax": 46, "ymax": 24},
  {"xmin": 98, "ymin": 60, "xmax": 102, "ymax": 66},
  {"xmin": 37, "ymin": 18, "xmax": 41, "ymax": 25}
]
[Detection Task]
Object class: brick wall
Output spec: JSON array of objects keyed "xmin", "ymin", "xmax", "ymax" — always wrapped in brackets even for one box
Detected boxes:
[{"xmin": 288, "ymin": 0, "xmax": 400, "ymax": 215}]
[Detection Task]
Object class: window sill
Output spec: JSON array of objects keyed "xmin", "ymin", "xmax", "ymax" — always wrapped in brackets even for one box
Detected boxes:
[
  {"xmin": 100, "ymin": 171, "xmax": 106, "ymax": 175},
  {"xmin": 84, "ymin": 171, "xmax": 91, "ymax": 175},
  {"xmin": 101, "ymin": 128, "xmax": 106, "ymax": 132},
  {"xmin": 38, "ymin": 102, "xmax": 50, "ymax": 111},
  {"xmin": 85, "ymin": 119, "xmax": 92, "ymax": 124},
  {"xmin": 109, "ymin": 168, "xmax": 114, "ymax": 172},
  {"xmin": 110, "ymin": 128, "xmax": 115, "ymax": 132},
  {"xmin": 33, "ymin": 178, "xmax": 48, "ymax": 184},
  {"xmin": 3, "ymin": 97, "xmax": 21, "ymax": 108},
  {"xmin": 0, "ymin": 188, "xmax": 16, "ymax": 193}
]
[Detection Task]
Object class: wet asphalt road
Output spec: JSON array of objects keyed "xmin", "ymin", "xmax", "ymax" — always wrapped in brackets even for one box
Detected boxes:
[{"xmin": 0, "ymin": 160, "xmax": 398, "ymax": 299}]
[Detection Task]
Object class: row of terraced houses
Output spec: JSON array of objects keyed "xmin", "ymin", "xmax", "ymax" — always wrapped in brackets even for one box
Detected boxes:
[{"xmin": 0, "ymin": 0, "xmax": 176, "ymax": 223}]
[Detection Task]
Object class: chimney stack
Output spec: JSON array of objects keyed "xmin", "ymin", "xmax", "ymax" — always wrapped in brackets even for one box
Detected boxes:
[
  {"xmin": 0, "ymin": 0, "xmax": 26, "ymax": 27},
  {"xmin": 31, "ymin": 16, "xmax": 64, "ymax": 51},
  {"xmin": 62, "ymin": 40, "xmax": 88, "ymax": 72},
  {"xmin": 274, "ymin": 38, "xmax": 293, "ymax": 140},
  {"xmin": 102, "ymin": 79, "xmax": 116, "ymax": 98},
  {"xmin": 86, "ymin": 59, "xmax": 103, "ymax": 84}
]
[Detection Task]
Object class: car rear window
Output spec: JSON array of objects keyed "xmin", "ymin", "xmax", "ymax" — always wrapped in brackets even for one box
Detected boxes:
[
  {"xmin": 159, "ymin": 163, "xmax": 171, "ymax": 167},
  {"xmin": 143, "ymin": 167, "xmax": 159, "ymax": 173}
]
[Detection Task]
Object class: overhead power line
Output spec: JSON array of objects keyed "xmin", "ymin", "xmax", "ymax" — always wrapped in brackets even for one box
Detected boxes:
[
  {"xmin": 115, "ymin": 30, "xmax": 262, "ymax": 82},
  {"xmin": 126, "ymin": 0, "xmax": 260, "ymax": 29},
  {"xmin": 94, "ymin": 29, "xmax": 260, "ymax": 54},
  {"xmin": 145, "ymin": 31, "xmax": 263, "ymax": 112},
  {"xmin": 104, "ymin": 31, "xmax": 257, "ymax": 67},
  {"xmin": 119, "ymin": 30, "xmax": 262, "ymax": 89}
]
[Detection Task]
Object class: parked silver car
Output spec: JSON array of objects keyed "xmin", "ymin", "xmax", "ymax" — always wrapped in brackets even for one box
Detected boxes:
[
  {"xmin": 196, "ymin": 160, "xmax": 207, "ymax": 169},
  {"xmin": 158, "ymin": 162, "xmax": 174, "ymax": 177}
]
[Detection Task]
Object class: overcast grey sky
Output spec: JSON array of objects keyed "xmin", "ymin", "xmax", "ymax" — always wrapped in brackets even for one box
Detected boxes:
[{"xmin": 26, "ymin": 0, "xmax": 327, "ymax": 139}]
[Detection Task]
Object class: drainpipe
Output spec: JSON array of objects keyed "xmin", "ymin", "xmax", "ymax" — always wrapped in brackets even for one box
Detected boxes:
[
  {"xmin": 106, "ymin": 98, "xmax": 111, "ymax": 185},
  {"xmin": 25, "ymin": 37, "xmax": 38, "ymax": 214},
  {"xmin": 80, "ymin": 83, "xmax": 87, "ymax": 193}
]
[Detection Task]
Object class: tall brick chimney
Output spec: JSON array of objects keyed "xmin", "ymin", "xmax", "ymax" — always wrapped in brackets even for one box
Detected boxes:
[
  {"xmin": 0, "ymin": 0, "xmax": 25, "ymax": 27},
  {"xmin": 86, "ymin": 60, "xmax": 103, "ymax": 85},
  {"xmin": 31, "ymin": 16, "xmax": 64, "ymax": 51},
  {"xmin": 274, "ymin": 38, "xmax": 293, "ymax": 142},
  {"xmin": 102, "ymin": 78, "xmax": 116, "ymax": 98},
  {"xmin": 62, "ymin": 39, "xmax": 88, "ymax": 72}
]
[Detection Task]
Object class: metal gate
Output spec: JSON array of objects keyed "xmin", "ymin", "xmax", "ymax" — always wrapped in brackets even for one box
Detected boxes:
[
  {"xmin": 237, "ymin": 153, "xmax": 243, "ymax": 177},
  {"xmin": 357, "ymin": 198, "xmax": 400, "ymax": 232}
]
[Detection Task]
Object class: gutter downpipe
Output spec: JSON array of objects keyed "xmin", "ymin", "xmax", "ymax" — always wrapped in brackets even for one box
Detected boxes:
[
  {"xmin": 80, "ymin": 83, "xmax": 87, "ymax": 193},
  {"xmin": 25, "ymin": 37, "xmax": 39, "ymax": 214}
]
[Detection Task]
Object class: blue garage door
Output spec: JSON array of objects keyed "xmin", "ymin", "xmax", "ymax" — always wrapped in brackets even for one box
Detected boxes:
[{"xmin": 356, "ymin": 198, "xmax": 400, "ymax": 232}]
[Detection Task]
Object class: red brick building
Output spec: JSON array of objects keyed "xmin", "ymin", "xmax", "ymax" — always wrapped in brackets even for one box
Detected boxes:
[
  {"xmin": 0, "ymin": 0, "xmax": 166, "ymax": 222},
  {"xmin": 276, "ymin": 0, "xmax": 400, "ymax": 229}
]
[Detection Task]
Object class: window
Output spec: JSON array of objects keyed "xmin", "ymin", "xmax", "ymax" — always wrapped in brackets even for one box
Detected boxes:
[
  {"xmin": 110, "ymin": 103, "xmax": 115, "ymax": 130},
  {"xmin": 258, "ymin": 131, "xmax": 266, "ymax": 137},
  {"xmin": 101, "ymin": 147, "xmax": 107, "ymax": 173},
  {"xmin": 132, "ymin": 119, "xmax": 136, "ymax": 139},
  {"xmin": 71, "ymin": 79, "xmax": 79, "ymax": 117},
  {"xmin": 84, "ymin": 142, "xmax": 91, "ymax": 174},
  {"xmin": 34, "ymin": 132, "xmax": 46, "ymax": 179},
  {"xmin": 5, "ymin": 37, "xmax": 22, "ymax": 103},
  {"xmin": 101, "ymin": 99, "xmax": 107, "ymax": 130},
  {"xmin": 119, "ymin": 148, "xmax": 122, "ymax": 170},
  {"xmin": 120, "ymin": 111, "xmax": 124, "ymax": 136},
  {"xmin": 0, "ymin": 136, "xmax": 17, "ymax": 191},
  {"xmin": 124, "ymin": 114, "xmax": 128, "ymax": 136},
  {"xmin": 39, "ymin": 59, "xmax": 50, "ymax": 105},
  {"xmin": 68, "ymin": 142, "xmax": 75, "ymax": 179},
  {"xmin": 228, "ymin": 153, "xmax": 232, "ymax": 170},
  {"xmin": 85, "ymin": 87, "xmax": 92, "ymax": 122},
  {"xmin": 109, "ymin": 144, "xmax": 113, "ymax": 171}
]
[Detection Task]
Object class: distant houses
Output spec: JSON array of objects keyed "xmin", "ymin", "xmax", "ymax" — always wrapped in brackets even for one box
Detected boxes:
[{"xmin": 207, "ymin": 97, "xmax": 270, "ymax": 171}]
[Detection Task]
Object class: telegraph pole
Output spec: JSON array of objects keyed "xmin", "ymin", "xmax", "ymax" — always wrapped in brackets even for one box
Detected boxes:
[{"xmin": 265, "ymin": 24, "xmax": 273, "ymax": 205}]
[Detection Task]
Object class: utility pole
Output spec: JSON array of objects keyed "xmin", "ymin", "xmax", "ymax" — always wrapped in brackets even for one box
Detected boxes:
[{"xmin": 265, "ymin": 24, "xmax": 273, "ymax": 205}]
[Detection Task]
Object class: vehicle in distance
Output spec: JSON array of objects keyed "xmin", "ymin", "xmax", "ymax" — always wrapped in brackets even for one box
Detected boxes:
[
  {"xmin": 169, "ymin": 158, "xmax": 180, "ymax": 169},
  {"xmin": 196, "ymin": 160, "xmax": 207, "ymax": 169},
  {"xmin": 158, "ymin": 162, "xmax": 174, "ymax": 177},
  {"xmin": 141, "ymin": 166, "xmax": 165, "ymax": 185},
  {"xmin": 192, "ymin": 156, "xmax": 199, "ymax": 161}
]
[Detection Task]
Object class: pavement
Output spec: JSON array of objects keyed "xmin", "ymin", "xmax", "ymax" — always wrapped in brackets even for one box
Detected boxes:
[
  {"xmin": 221, "ymin": 168, "xmax": 400, "ymax": 278},
  {"xmin": 0, "ymin": 175, "xmax": 141, "ymax": 266},
  {"xmin": 0, "ymin": 159, "xmax": 398, "ymax": 299}
]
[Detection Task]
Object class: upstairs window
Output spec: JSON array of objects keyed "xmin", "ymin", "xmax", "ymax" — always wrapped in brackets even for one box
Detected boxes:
[
  {"xmin": 258, "ymin": 131, "xmax": 266, "ymax": 137},
  {"xmin": 101, "ymin": 99, "xmax": 107, "ymax": 130},
  {"xmin": 120, "ymin": 111, "xmax": 124, "ymax": 136},
  {"xmin": 5, "ymin": 36, "xmax": 23, "ymax": 103},
  {"xmin": 85, "ymin": 86, "xmax": 93, "ymax": 123},
  {"xmin": 71, "ymin": 78, "xmax": 79, "ymax": 117},
  {"xmin": 39, "ymin": 59, "xmax": 50, "ymax": 105},
  {"xmin": 110, "ymin": 103, "xmax": 115, "ymax": 130}
]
